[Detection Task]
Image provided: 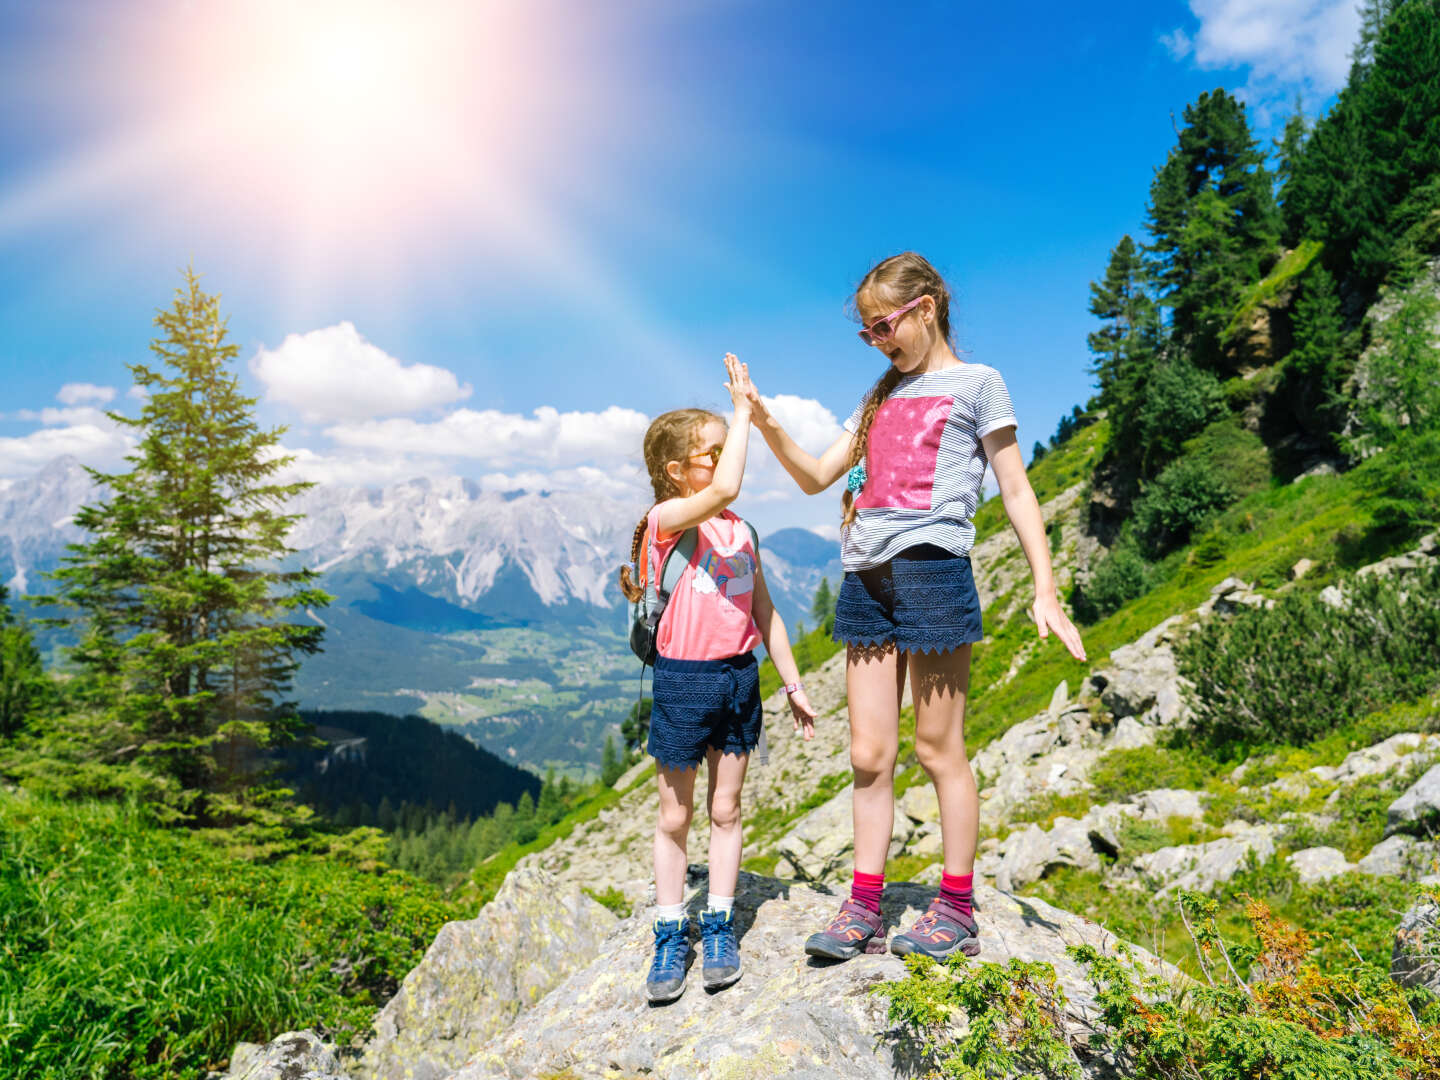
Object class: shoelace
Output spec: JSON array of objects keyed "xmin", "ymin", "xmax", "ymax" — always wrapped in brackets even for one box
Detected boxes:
[
  {"xmin": 702, "ymin": 921, "xmax": 737, "ymax": 965},
  {"xmin": 912, "ymin": 912, "xmax": 940, "ymax": 935},
  {"xmin": 651, "ymin": 928, "xmax": 687, "ymax": 976}
]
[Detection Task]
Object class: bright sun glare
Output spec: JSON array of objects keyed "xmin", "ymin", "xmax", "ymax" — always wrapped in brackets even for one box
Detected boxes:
[{"xmin": 0, "ymin": 0, "xmax": 606, "ymax": 290}]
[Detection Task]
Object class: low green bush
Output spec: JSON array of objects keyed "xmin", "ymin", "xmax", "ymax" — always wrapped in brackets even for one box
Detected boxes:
[
  {"xmin": 1088, "ymin": 744, "xmax": 1221, "ymax": 802},
  {"xmin": 0, "ymin": 794, "xmax": 464, "ymax": 1079},
  {"xmin": 1072, "ymin": 533, "xmax": 1155, "ymax": 624},
  {"xmin": 1178, "ymin": 564, "xmax": 1440, "ymax": 752}
]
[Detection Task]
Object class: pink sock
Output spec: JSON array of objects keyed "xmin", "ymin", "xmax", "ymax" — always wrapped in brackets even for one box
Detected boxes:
[
  {"xmin": 849, "ymin": 870, "xmax": 884, "ymax": 915},
  {"xmin": 940, "ymin": 872, "xmax": 974, "ymax": 919}
]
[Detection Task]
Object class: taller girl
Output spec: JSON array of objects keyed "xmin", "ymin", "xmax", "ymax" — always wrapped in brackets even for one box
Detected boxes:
[{"xmin": 744, "ymin": 253, "xmax": 1086, "ymax": 959}]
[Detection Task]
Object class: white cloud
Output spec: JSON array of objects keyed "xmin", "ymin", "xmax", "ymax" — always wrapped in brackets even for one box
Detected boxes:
[
  {"xmin": 126, "ymin": 385, "xmax": 149, "ymax": 401},
  {"xmin": 56, "ymin": 382, "xmax": 116, "ymax": 406},
  {"xmin": 250, "ymin": 322, "xmax": 472, "ymax": 422},
  {"xmin": 0, "ymin": 424, "xmax": 133, "ymax": 477},
  {"xmin": 1164, "ymin": 0, "xmax": 1361, "ymax": 115},
  {"xmin": 14, "ymin": 405, "xmax": 116, "ymax": 426},
  {"xmin": 1160, "ymin": 27, "xmax": 1193, "ymax": 59},
  {"xmin": 807, "ymin": 523, "xmax": 840, "ymax": 542},
  {"xmin": 325, "ymin": 405, "xmax": 651, "ymax": 468}
]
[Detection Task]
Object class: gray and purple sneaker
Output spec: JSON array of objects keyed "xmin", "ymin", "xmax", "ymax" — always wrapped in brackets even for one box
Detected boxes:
[
  {"xmin": 890, "ymin": 898, "xmax": 981, "ymax": 960},
  {"xmin": 803, "ymin": 900, "xmax": 886, "ymax": 960}
]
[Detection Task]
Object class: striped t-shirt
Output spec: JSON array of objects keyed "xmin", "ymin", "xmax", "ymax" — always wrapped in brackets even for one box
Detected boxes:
[{"xmin": 841, "ymin": 362, "xmax": 1017, "ymax": 571}]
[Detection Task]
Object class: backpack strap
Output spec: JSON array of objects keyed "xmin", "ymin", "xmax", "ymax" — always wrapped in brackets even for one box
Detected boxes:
[{"xmin": 659, "ymin": 527, "xmax": 698, "ymax": 599}]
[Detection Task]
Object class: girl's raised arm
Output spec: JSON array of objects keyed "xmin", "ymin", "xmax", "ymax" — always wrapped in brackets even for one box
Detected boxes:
[
  {"xmin": 982, "ymin": 426, "xmax": 1087, "ymax": 662},
  {"xmin": 654, "ymin": 354, "xmax": 754, "ymax": 535},
  {"xmin": 744, "ymin": 378, "xmax": 855, "ymax": 495}
]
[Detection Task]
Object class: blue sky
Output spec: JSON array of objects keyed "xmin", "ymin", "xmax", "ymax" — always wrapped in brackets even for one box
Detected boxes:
[{"xmin": 0, "ymin": 0, "xmax": 1362, "ymax": 535}]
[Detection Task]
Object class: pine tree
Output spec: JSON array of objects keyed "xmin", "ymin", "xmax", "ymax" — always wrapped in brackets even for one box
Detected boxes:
[
  {"xmin": 810, "ymin": 578, "xmax": 835, "ymax": 629},
  {"xmin": 1272, "ymin": 96, "xmax": 1309, "ymax": 203},
  {"xmin": 43, "ymin": 269, "xmax": 331, "ymax": 825},
  {"xmin": 1277, "ymin": 265, "xmax": 1349, "ymax": 442},
  {"xmin": 600, "ymin": 735, "xmax": 623, "ymax": 786},
  {"xmin": 0, "ymin": 586, "xmax": 50, "ymax": 740},
  {"xmin": 1146, "ymin": 89, "xmax": 1281, "ymax": 371},
  {"xmin": 1088, "ymin": 235, "xmax": 1154, "ymax": 403}
]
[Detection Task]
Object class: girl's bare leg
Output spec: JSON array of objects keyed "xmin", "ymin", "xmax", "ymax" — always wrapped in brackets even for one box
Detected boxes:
[
  {"xmin": 703, "ymin": 747, "xmax": 750, "ymax": 898},
  {"xmin": 654, "ymin": 764, "xmax": 698, "ymax": 907},
  {"xmin": 907, "ymin": 645, "xmax": 978, "ymax": 875},
  {"xmin": 846, "ymin": 641, "xmax": 908, "ymax": 875}
]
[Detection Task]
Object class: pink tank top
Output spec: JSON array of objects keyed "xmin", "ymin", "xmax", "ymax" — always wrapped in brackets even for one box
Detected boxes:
[{"xmin": 647, "ymin": 505, "xmax": 762, "ymax": 662}]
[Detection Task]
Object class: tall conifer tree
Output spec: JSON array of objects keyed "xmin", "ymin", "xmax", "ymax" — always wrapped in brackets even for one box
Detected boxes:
[
  {"xmin": 46, "ymin": 269, "xmax": 330, "ymax": 824},
  {"xmin": 0, "ymin": 585, "xmax": 49, "ymax": 740}
]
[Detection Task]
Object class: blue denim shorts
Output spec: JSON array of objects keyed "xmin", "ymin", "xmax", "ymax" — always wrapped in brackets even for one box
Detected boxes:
[
  {"xmin": 833, "ymin": 544, "xmax": 984, "ymax": 655},
  {"xmin": 648, "ymin": 652, "xmax": 763, "ymax": 771}
]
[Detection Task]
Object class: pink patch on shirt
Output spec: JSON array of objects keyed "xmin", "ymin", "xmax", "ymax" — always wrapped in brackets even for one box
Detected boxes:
[{"xmin": 855, "ymin": 396, "xmax": 953, "ymax": 511}]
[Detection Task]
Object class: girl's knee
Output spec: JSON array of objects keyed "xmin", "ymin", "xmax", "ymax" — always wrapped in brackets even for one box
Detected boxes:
[
  {"xmin": 656, "ymin": 801, "xmax": 694, "ymax": 837},
  {"xmin": 851, "ymin": 739, "xmax": 897, "ymax": 777},
  {"xmin": 708, "ymin": 792, "xmax": 742, "ymax": 830},
  {"xmin": 914, "ymin": 734, "xmax": 969, "ymax": 776}
]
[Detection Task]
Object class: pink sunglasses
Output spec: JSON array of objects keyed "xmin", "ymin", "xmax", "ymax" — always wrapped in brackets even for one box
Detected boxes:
[{"xmin": 858, "ymin": 295, "xmax": 927, "ymax": 346}]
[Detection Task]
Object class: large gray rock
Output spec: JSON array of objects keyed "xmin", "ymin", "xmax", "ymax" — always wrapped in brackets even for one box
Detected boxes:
[
  {"xmin": 1287, "ymin": 847, "xmax": 1354, "ymax": 885},
  {"xmin": 355, "ymin": 866, "xmax": 618, "ymax": 1080},
  {"xmin": 1329, "ymin": 733, "xmax": 1436, "ymax": 787},
  {"xmin": 995, "ymin": 816, "xmax": 1104, "ymax": 892},
  {"xmin": 1357, "ymin": 835, "xmax": 1440, "ymax": 880},
  {"xmin": 1134, "ymin": 788, "xmax": 1206, "ymax": 823},
  {"xmin": 1386, "ymin": 762, "xmax": 1440, "ymax": 836},
  {"xmin": 1132, "ymin": 826, "xmax": 1276, "ymax": 897},
  {"xmin": 1087, "ymin": 616, "xmax": 1191, "ymax": 726},
  {"xmin": 775, "ymin": 785, "xmax": 911, "ymax": 883},
  {"xmin": 227, "ymin": 1031, "xmax": 347, "ymax": 1080},
  {"xmin": 445, "ymin": 875, "xmax": 1179, "ymax": 1080},
  {"xmin": 1392, "ymin": 900, "xmax": 1440, "ymax": 994}
]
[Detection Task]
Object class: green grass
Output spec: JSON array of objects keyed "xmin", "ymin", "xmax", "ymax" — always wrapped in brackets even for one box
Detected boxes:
[
  {"xmin": 966, "ymin": 442, "xmax": 1436, "ymax": 750},
  {"xmin": 758, "ymin": 620, "xmax": 845, "ymax": 700},
  {"xmin": 973, "ymin": 420, "xmax": 1108, "ymax": 546},
  {"xmin": 1221, "ymin": 239, "xmax": 1323, "ymax": 344},
  {"xmin": 0, "ymin": 793, "xmax": 464, "ymax": 1080}
]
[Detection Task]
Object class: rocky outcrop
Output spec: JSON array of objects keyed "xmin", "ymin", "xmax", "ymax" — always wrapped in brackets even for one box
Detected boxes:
[
  {"xmin": 1086, "ymin": 615, "xmax": 1193, "ymax": 727},
  {"xmin": 1386, "ymin": 763, "xmax": 1440, "ymax": 836},
  {"xmin": 1287, "ymin": 847, "xmax": 1354, "ymax": 884},
  {"xmin": 1357, "ymin": 835, "xmax": 1440, "ymax": 880},
  {"xmin": 443, "ymin": 873, "xmax": 1177, "ymax": 1080},
  {"xmin": 353, "ymin": 867, "xmax": 618, "ymax": 1080},
  {"xmin": 1132, "ymin": 825, "xmax": 1278, "ymax": 898},
  {"xmin": 226, "ymin": 1031, "xmax": 348, "ymax": 1080},
  {"xmin": 1392, "ymin": 900, "xmax": 1440, "ymax": 994}
]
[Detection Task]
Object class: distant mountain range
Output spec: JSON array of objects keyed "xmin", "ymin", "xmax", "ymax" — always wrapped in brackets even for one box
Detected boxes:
[{"xmin": 1, "ymin": 456, "xmax": 841, "ymax": 775}]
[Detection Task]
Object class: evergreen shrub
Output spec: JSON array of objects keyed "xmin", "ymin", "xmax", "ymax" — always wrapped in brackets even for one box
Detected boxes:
[{"xmin": 1178, "ymin": 564, "xmax": 1440, "ymax": 750}]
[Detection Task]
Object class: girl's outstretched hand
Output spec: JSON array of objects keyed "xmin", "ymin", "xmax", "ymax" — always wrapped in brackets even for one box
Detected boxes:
[
  {"xmin": 723, "ymin": 353, "xmax": 754, "ymax": 413},
  {"xmin": 788, "ymin": 688, "xmax": 817, "ymax": 740},
  {"xmin": 1030, "ymin": 591, "xmax": 1087, "ymax": 662}
]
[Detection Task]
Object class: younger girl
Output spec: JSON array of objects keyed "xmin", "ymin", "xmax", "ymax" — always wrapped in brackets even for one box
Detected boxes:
[
  {"xmin": 742, "ymin": 254, "xmax": 1086, "ymax": 960},
  {"xmin": 617, "ymin": 353, "xmax": 817, "ymax": 1003}
]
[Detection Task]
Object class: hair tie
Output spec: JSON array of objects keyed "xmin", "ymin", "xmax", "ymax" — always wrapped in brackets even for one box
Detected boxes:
[{"xmin": 846, "ymin": 462, "xmax": 867, "ymax": 494}]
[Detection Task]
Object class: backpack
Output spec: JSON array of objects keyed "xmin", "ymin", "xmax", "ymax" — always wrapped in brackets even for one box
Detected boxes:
[{"xmin": 628, "ymin": 517, "xmax": 760, "ymax": 665}]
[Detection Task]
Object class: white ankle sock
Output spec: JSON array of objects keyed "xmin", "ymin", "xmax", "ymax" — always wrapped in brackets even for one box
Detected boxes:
[
  {"xmin": 706, "ymin": 893, "xmax": 734, "ymax": 914},
  {"xmin": 655, "ymin": 902, "xmax": 686, "ymax": 923}
]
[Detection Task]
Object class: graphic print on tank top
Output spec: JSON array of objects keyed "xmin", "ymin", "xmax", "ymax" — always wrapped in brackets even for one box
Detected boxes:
[
  {"xmin": 854, "ymin": 396, "xmax": 955, "ymax": 511},
  {"xmin": 691, "ymin": 542, "xmax": 755, "ymax": 598}
]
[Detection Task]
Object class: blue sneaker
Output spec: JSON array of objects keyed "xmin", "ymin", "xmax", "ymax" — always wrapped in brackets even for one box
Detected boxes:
[
  {"xmin": 700, "ymin": 908, "xmax": 742, "ymax": 989},
  {"xmin": 646, "ymin": 917, "xmax": 690, "ymax": 1003}
]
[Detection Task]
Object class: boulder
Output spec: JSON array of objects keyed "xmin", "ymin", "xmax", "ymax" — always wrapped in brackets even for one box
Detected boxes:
[
  {"xmin": 1290, "ymin": 558, "xmax": 1314, "ymax": 581},
  {"xmin": 226, "ymin": 1032, "xmax": 347, "ymax": 1080},
  {"xmin": 354, "ymin": 866, "xmax": 619, "ymax": 1080},
  {"xmin": 775, "ymin": 785, "xmax": 910, "ymax": 882},
  {"xmin": 1385, "ymin": 762, "xmax": 1440, "ymax": 836},
  {"xmin": 1134, "ymin": 788, "xmax": 1206, "ymax": 823},
  {"xmin": 1132, "ymin": 826, "xmax": 1276, "ymax": 897},
  {"xmin": 896, "ymin": 784, "xmax": 939, "ymax": 826},
  {"xmin": 994, "ymin": 817, "xmax": 1103, "ymax": 892},
  {"xmin": 1391, "ymin": 900, "xmax": 1440, "ymax": 994},
  {"xmin": 446, "ymin": 875, "xmax": 1179, "ymax": 1080},
  {"xmin": 1330, "ymin": 733, "xmax": 1436, "ymax": 787},
  {"xmin": 1357, "ymin": 835, "xmax": 1440, "ymax": 880},
  {"xmin": 1287, "ymin": 847, "xmax": 1354, "ymax": 885},
  {"xmin": 1088, "ymin": 616, "xmax": 1192, "ymax": 727}
]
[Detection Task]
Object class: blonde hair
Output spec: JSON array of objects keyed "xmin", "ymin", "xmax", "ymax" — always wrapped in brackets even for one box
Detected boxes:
[
  {"xmin": 617, "ymin": 408, "xmax": 724, "ymax": 603},
  {"xmin": 841, "ymin": 252, "xmax": 955, "ymax": 528}
]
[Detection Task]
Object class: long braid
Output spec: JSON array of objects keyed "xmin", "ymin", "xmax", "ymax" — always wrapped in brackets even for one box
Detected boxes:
[
  {"xmin": 841, "ymin": 252, "xmax": 955, "ymax": 529},
  {"xmin": 840, "ymin": 367, "xmax": 904, "ymax": 529},
  {"xmin": 615, "ymin": 408, "xmax": 723, "ymax": 602}
]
